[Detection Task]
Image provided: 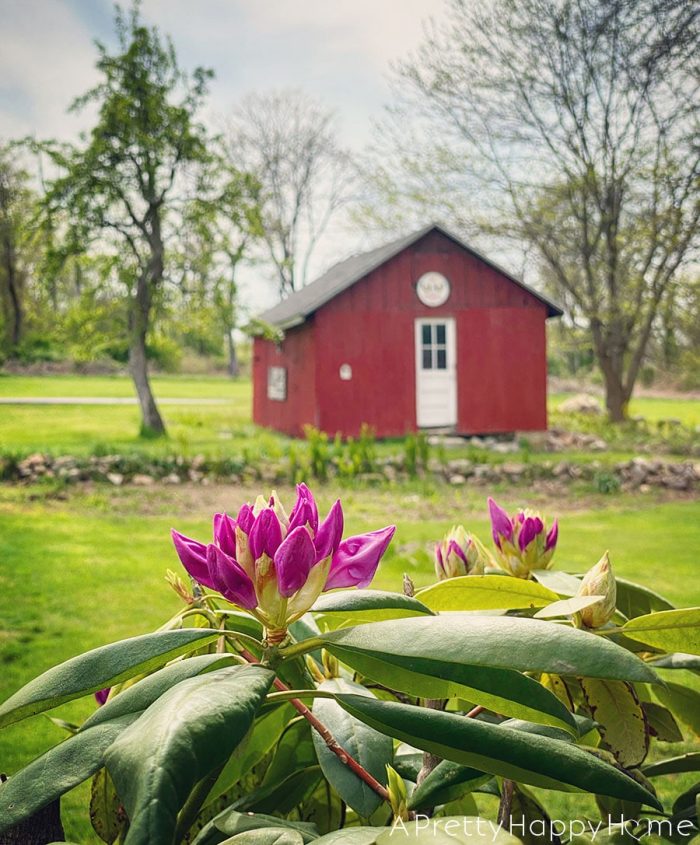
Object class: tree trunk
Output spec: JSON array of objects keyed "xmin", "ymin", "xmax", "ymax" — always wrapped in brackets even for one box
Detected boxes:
[
  {"xmin": 129, "ymin": 322, "xmax": 166, "ymax": 436},
  {"xmin": 603, "ymin": 368, "xmax": 630, "ymax": 422},
  {"xmin": 1, "ymin": 229, "xmax": 22, "ymax": 350},
  {"xmin": 0, "ymin": 776, "xmax": 64, "ymax": 844},
  {"xmin": 227, "ymin": 330, "xmax": 239, "ymax": 378}
]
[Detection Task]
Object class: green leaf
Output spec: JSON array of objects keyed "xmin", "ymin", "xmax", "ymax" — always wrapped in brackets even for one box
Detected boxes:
[
  {"xmin": 218, "ymin": 830, "xmax": 305, "ymax": 845},
  {"xmin": 579, "ymin": 679, "xmax": 649, "ymax": 767},
  {"xmin": 315, "ymin": 616, "xmax": 655, "ymax": 731},
  {"xmin": 614, "ymin": 578, "xmax": 674, "ymax": 619},
  {"xmin": 534, "ymin": 595, "xmax": 604, "ymax": 619},
  {"xmin": 193, "ymin": 810, "xmax": 318, "ymax": 845},
  {"xmin": 262, "ymin": 717, "xmax": 317, "ymax": 787},
  {"xmin": 234, "ymin": 766, "xmax": 323, "ymax": 814},
  {"xmin": 310, "ymin": 820, "xmax": 521, "ymax": 845},
  {"xmin": 105, "ymin": 664, "xmax": 274, "ymax": 845},
  {"xmin": 90, "ymin": 767, "xmax": 127, "ymax": 844},
  {"xmin": 311, "ymin": 679, "xmax": 393, "ymax": 818},
  {"xmin": 623, "ymin": 609, "xmax": 700, "ymax": 655},
  {"xmin": 335, "ymin": 694, "xmax": 662, "ymax": 809},
  {"xmin": 531, "ymin": 569, "xmax": 583, "ymax": 596},
  {"xmin": 648, "ymin": 653, "xmax": 700, "ymax": 671},
  {"xmin": 312, "ymin": 590, "xmax": 434, "ymax": 630},
  {"xmin": 206, "ymin": 703, "xmax": 296, "ymax": 806},
  {"xmin": 0, "ymin": 714, "xmax": 139, "ymax": 834},
  {"xmin": 643, "ymin": 753, "xmax": 700, "ymax": 777},
  {"xmin": 408, "ymin": 760, "xmax": 490, "ymax": 810},
  {"xmin": 653, "ymin": 681, "xmax": 700, "ymax": 737},
  {"xmin": 415, "ymin": 575, "xmax": 558, "ymax": 611},
  {"xmin": 0, "ymin": 629, "xmax": 220, "ymax": 728},
  {"xmin": 642, "ymin": 701, "xmax": 684, "ymax": 743},
  {"xmin": 82, "ymin": 653, "xmax": 238, "ymax": 730}
]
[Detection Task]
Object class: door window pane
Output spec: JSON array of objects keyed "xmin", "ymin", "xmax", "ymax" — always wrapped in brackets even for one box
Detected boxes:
[
  {"xmin": 436, "ymin": 349, "xmax": 447, "ymax": 369},
  {"xmin": 422, "ymin": 324, "xmax": 432, "ymax": 345},
  {"xmin": 422, "ymin": 349, "xmax": 432, "ymax": 369},
  {"xmin": 436, "ymin": 324, "xmax": 446, "ymax": 344}
]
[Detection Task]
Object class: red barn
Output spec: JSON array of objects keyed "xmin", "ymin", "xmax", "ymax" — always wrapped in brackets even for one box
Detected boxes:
[{"xmin": 253, "ymin": 224, "xmax": 562, "ymax": 438}]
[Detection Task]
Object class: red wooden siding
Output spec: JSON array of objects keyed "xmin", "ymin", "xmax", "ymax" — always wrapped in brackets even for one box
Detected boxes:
[
  {"xmin": 253, "ymin": 229, "xmax": 551, "ymax": 437},
  {"xmin": 252, "ymin": 325, "xmax": 317, "ymax": 437}
]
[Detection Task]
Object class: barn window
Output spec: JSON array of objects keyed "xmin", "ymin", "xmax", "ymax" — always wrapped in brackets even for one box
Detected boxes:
[
  {"xmin": 420, "ymin": 322, "xmax": 448, "ymax": 370},
  {"xmin": 267, "ymin": 366, "xmax": 287, "ymax": 401}
]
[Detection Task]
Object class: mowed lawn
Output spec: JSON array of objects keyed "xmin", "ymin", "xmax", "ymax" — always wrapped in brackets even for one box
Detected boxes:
[
  {"xmin": 0, "ymin": 374, "xmax": 697, "ymax": 456},
  {"xmin": 0, "ymin": 482, "xmax": 698, "ymax": 841}
]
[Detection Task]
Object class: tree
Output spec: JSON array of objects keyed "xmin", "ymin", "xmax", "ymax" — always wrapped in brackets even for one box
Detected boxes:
[
  {"xmin": 0, "ymin": 146, "xmax": 34, "ymax": 354},
  {"xmin": 225, "ymin": 90, "xmax": 353, "ymax": 298},
  {"xmin": 44, "ymin": 4, "xmax": 213, "ymax": 435},
  {"xmin": 383, "ymin": 0, "xmax": 699, "ymax": 420}
]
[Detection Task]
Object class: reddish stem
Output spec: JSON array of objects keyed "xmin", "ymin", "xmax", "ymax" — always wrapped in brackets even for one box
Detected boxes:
[
  {"xmin": 238, "ymin": 646, "xmax": 390, "ymax": 802},
  {"xmin": 466, "ymin": 704, "xmax": 485, "ymax": 718}
]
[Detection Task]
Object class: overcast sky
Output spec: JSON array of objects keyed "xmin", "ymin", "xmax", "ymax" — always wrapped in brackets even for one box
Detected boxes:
[
  {"xmin": 1, "ymin": 0, "xmax": 442, "ymax": 146},
  {"xmin": 0, "ymin": 0, "xmax": 446, "ymax": 308}
]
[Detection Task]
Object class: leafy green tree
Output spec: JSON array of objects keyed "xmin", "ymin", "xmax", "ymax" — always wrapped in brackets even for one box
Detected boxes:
[
  {"xmin": 377, "ymin": 0, "xmax": 699, "ymax": 421},
  {"xmin": 0, "ymin": 145, "xmax": 35, "ymax": 354},
  {"xmin": 44, "ymin": 4, "xmax": 213, "ymax": 434}
]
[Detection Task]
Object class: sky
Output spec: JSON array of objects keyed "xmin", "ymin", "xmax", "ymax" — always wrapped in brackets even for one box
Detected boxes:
[
  {"xmin": 0, "ymin": 0, "xmax": 446, "ymax": 309},
  {"xmin": 0, "ymin": 0, "xmax": 442, "ymax": 146}
]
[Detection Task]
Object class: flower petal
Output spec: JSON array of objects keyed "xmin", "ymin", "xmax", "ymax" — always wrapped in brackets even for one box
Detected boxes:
[
  {"xmin": 171, "ymin": 529, "xmax": 216, "ymax": 590},
  {"xmin": 488, "ymin": 497, "xmax": 513, "ymax": 547},
  {"xmin": 325, "ymin": 525, "xmax": 396, "ymax": 591},
  {"xmin": 213, "ymin": 513, "xmax": 237, "ymax": 558},
  {"xmin": 275, "ymin": 525, "xmax": 317, "ymax": 598},
  {"xmin": 518, "ymin": 516, "xmax": 543, "ymax": 552},
  {"xmin": 289, "ymin": 483, "xmax": 319, "ymax": 534},
  {"xmin": 249, "ymin": 508, "xmax": 283, "ymax": 561},
  {"xmin": 206, "ymin": 544, "xmax": 257, "ymax": 609},
  {"xmin": 236, "ymin": 503, "xmax": 255, "ymax": 535},
  {"xmin": 314, "ymin": 499, "xmax": 344, "ymax": 562},
  {"xmin": 545, "ymin": 519, "xmax": 559, "ymax": 552}
]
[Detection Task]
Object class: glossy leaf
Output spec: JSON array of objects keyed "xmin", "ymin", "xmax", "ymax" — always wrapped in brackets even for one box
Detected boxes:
[
  {"xmin": 312, "ymin": 590, "xmax": 434, "ymax": 630},
  {"xmin": 654, "ymin": 682, "xmax": 700, "ymax": 736},
  {"xmin": 0, "ymin": 629, "xmax": 219, "ymax": 728},
  {"xmin": 580, "ymin": 679, "xmax": 649, "ymax": 767},
  {"xmin": 90, "ymin": 767, "xmax": 127, "ymax": 844},
  {"xmin": 82, "ymin": 653, "xmax": 237, "ymax": 730},
  {"xmin": 415, "ymin": 576, "xmax": 558, "ymax": 611},
  {"xmin": 614, "ymin": 578, "xmax": 674, "ymax": 619},
  {"xmin": 235, "ymin": 766, "xmax": 323, "ymax": 814},
  {"xmin": 335, "ymin": 694, "xmax": 662, "ymax": 809},
  {"xmin": 262, "ymin": 717, "xmax": 317, "ymax": 787},
  {"xmin": 311, "ymin": 679, "xmax": 393, "ymax": 818},
  {"xmin": 192, "ymin": 810, "xmax": 317, "ymax": 845},
  {"xmin": 644, "ymin": 753, "xmax": 700, "ymax": 777},
  {"xmin": 642, "ymin": 701, "xmax": 683, "ymax": 743},
  {"xmin": 0, "ymin": 714, "xmax": 138, "ymax": 834},
  {"xmin": 320, "ymin": 616, "xmax": 659, "ymax": 683},
  {"xmin": 408, "ymin": 760, "xmax": 489, "ymax": 810},
  {"xmin": 534, "ymin": 595, "xmax": 604, "ymax": 619},
  {"xmin": 648, "ymin": 653, "xmax": 700, "ymax": 671},
  {"xmin": 310, "ymin": 820, "xmax": 521, "ymax": 845},
  {"xmin": 105, "ymin": 664, "xmax": 274, "ymax": 845},
  {"xmin": 531, "ymin": 569, "xmax": 582, "ymax": 596},
  {"xmin": 622, "ymin": 608, "xmax": 700, "ymax": 655},
  {"xmin": 218, "ymin": 830, "xmax": 304, "ymax": 845}
]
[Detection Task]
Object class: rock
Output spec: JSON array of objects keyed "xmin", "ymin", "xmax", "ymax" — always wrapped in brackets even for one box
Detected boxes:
[
  {"xmin": 132, "ymin": 474, "xmax": 155, "ymax": 486},
  {"xmin": 449, "ymin": 474, "xmax": 466, "ymax": 486},
  {"xmin": 107, "ymin": 472, "xmax": 124, "ymax": 486},
  {"xmin": 163, "ymin": 473, "xmax": 181, "ymax": 485},
  {"xmin": 559, "ymin": 394, "xmax": 602, "ymax": 415},
  {"xmin": 492, "ymin": 441, "xmax": 519, "ymax": 454},
  {"xmin": 447, "ymin": 458, "xmax": 473, "ymax": 475}
]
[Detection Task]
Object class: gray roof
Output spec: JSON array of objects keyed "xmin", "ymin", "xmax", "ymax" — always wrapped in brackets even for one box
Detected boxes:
[{"xmin": 258, "ymin": 223, "xmax": 563, "ymax": 328}]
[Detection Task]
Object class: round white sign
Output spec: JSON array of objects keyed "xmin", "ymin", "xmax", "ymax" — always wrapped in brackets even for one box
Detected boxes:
[{"xmin": 416, "ymin": 272, "xmax": 450, "ymax": 307}]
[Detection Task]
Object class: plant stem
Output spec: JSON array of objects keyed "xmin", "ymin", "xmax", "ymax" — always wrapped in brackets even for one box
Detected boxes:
[{"xmin": 237, "ymin": 645, "xmax": 390, "ymax": 803}]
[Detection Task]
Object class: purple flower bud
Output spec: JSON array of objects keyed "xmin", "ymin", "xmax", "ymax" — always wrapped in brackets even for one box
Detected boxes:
[
  {"xmin": 325, "ymin": 525, "xmax": 396, "ymax": 591},
  {"xmin": 488, "ymin": 498, "xmax": 513, "ymax": 549},
  {"xmin": 171, "ymin": 529, "xmax": 217, "ymax": 591},
  {"xmin": 275, "ymin": 526, "xmax": 317, "ymax": 597},
  {"xmin": 518, "ymin": 516, "xmax": 543, "ymax": 552},
  {"xmin": 206, "ymin": 544, "xmax": 257, "ymax": 609},
  {"xmin": 236, "ymin": 503, "xmax": 255, "ymax": 535},
  {"xmin": 546, "ymin": 520, "xmax": 559, "ymax": 552},
  {"xmin": 249, "ymin": 508, "xmax": 283, "ymax": 561},
  {"xmin": 213, "ymin": 513, "xmax": 237, "ymax": 558},
  {"xmin": 289, "ymin": 483, "xmax": 319, "ymax": 534},
  {"xmin": 94, "ymin": 688, "xmax": 110, "ymax": 706},
  {"xmin": 314, "ymin": 499, "xmax": 344, "ymax": 562}
]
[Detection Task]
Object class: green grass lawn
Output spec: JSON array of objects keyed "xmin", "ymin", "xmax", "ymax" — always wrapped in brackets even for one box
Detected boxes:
[
  {"xmin": 550, "ymin": 392, "xmax": 700, "ymax": 426},
  {"xmin": 0, "ymin": 483, "xmax": 698, "ymax": 841}
]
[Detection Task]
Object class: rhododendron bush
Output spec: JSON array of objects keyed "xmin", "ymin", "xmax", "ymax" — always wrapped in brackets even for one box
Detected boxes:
[{"xmin": 1, "ymin": 487, "xmax": 699, "ymax": 845}]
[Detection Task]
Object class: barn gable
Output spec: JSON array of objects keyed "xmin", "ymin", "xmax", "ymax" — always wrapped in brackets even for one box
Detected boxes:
[{"xmin": 258, "ymin": 223, "xmax": 562, "ymax": 328}]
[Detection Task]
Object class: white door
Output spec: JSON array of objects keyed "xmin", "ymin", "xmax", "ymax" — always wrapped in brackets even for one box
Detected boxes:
[{"xmin": 415, "ymin": 318, "xmax": 457, "ymax": 428}]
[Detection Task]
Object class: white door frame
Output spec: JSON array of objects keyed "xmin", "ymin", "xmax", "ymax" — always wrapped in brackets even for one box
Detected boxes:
[{"xmin": 414, "ymin": 317, "xmax": 457, "ymax": 429}]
